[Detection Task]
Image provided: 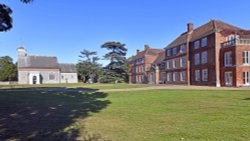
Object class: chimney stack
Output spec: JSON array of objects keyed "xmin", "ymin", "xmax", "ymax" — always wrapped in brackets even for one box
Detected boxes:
[
  {"xmin": 136, "ymin": 49, "xmax": 140, "ymax": 54},
  {"xmin": 187, "ymin": 23, "xmax": 194, "ymax": 32},
  {"xmin": 144, "ymin": 44, "xmax": 150, "ymax": 50}
]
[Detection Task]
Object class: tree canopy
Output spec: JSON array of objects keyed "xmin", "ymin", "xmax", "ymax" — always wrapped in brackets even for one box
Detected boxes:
[
  {"xmin": 101, "ymin": 41, "xmax": 128, "ymax": 83},
  {"xmin": 0, "ymin": 0, "xmax": 33, "ymax": 32},
  {"xmin": 77, "ymin": 50, "xmax": 102, "ymax": 83},
  {"xmin": 0, "ymin": 56, "xmax": 17, "ymax": 81}
]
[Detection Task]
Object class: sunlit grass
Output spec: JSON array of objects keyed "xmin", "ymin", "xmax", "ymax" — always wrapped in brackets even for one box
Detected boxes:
[{"xmin": 82, "ymin": 90, "xmax": 250, "ymax": 141}]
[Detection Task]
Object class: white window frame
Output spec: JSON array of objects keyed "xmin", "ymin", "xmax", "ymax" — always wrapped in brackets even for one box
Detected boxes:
[
  {"xmin": 201, "ymin": 51, "xmax": 208, "ymax": 64},
  {"xmin": 195, "ymin": 70, "xmax": 200, "ymax": 81},
  {"xmin": 201, "ymin": 37, "xmax": 207, "ymax": 47},
  {"xmin": 180, "ymin": 57, "xmax": 185, "ymax": 68},
  {"xmin": 180, "ymin": 71, "xmax": 186, "ymax": 81},
  {"xmin": 173, "ymin": 72, "xmax": 178, "ymax": 82},
  {"xmin": 243, "ymin": 51, "xmax": 250, "ymax": 65},
  {"xmin": 225, "ymin": 71, "xmax": 233, "ymax": 86},
  {"xmin": 180, "ymin": 45, "xmax": 186, "ymax": 53},
  {"xmin": 194, "ymin": 53, "xmax": 200, "ymax": 65},
  {"xmin": 173, "ymin": 47, "xmax": 177, "ymax": 55},
  {"xmin": 173, "ymin": 58, "xmax": 177, "ymax": 68},
  {"xmin": 167, "ymin": 49, "xmax": 171, "ymax": 57},
  {"xmin": 194, "ymin": 40, "xmax": 200, "ymax": 49},
  {"xmin": 161, "ymin": 72, "xmax": 166, "ymax": 82},
  {"xmin": 167, "ymin": 72, "xmax": 172, "ymax": 82},
  {"xmin": 202, "ymin": 69, "xmax": 208, "ymax": 81},
  {"xmin": 166, "ymin": 60, "xmax": 171, "ymax": 69},
  {"xmin": 224, "ymin": 51, "xmax": 232, "ymax": 67},
  {"xmin": 243, "ymin": 71, "xmax": 250, "ymax": 86}
]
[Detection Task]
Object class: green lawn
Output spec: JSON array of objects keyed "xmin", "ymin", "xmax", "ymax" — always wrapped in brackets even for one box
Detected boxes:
[
  {"xmin": 0, "ymin": 83, "xmax": 149, "ymax": 89},
  {"xmin": 0, "ymin": 89, "xmax": 250, "ymax": 141}
]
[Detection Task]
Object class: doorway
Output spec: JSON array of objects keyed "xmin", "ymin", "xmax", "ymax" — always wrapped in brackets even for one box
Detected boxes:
[{"xmin": 225, "ymin": 72, "xmax": 233, "ymax": 86}]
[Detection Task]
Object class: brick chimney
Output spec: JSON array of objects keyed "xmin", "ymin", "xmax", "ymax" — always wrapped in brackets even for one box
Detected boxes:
[
  {"xmin": 187, "ymin": 23, "xmax": 194, "ymax": 32},
  {"xmin": 144, "ymin": 44, "xmax": 150, "ymax": 50},
  {"xmin": 136, "ymin": 49, "xmax": 140, "ymax": 54}
]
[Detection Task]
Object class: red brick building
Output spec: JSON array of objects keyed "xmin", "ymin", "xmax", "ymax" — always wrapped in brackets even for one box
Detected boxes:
[
  {"xmin": 129, "ymin": 20, "xmax": 250, "ymax": 87},
  {"xmin": 129, "ymin": 45, "xmax": 163, "ymax": 84}
]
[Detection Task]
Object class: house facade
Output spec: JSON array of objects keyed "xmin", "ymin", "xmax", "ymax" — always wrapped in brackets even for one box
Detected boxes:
[
  {"xmin": 129, "ymin": 45, "xmax": 163, "ymax": 84},
  {"xmin": 17, "ymin": 47, "xmax": 78, "ymax": 84},
  {"xmin": 129, "ymin": 20, "xmax": 250, "ymax": 87}
]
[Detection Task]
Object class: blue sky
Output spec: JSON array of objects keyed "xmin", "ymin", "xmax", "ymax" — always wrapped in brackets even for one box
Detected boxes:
[{"xmin": 1, "ymin": 0, "xmax": 250, "ymax": 65}]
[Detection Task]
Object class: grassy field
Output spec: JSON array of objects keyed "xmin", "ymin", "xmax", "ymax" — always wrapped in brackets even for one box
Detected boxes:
[
  {"xmin": 0, "ymin": 83, "xmax": 149, "ymax": 90},
  {"xmin": 0, "ymin": 88, "xmax": 250, "ymax": 141}
]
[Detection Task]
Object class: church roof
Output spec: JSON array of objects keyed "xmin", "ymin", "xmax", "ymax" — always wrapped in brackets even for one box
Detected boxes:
[{"xmin": 18, "ymin": 55, "xmax": 60, "ymax": 69}]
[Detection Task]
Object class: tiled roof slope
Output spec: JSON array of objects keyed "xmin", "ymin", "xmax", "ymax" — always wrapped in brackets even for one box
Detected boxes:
[
  {"xmin": 153, "ymin": 51, "xmax": 165, "ymax": 64},
  {"xmin": 59, "ymin": 63, "xmax": 77, "ymax": 73},
  {"xmin": 132, "ymin": 47, "xmax": 163, "ymax": 61},
  {"xmin": 166, "ymin": 20, "xmax": 250, "ymax": 49},
  {"xmin": 18, "ymin": 56, "xmax": 59, "ymax": 69}
]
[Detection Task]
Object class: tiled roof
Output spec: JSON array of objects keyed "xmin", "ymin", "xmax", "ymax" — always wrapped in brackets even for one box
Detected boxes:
[
  {"xmin": 153, "ymin": 51, "xmax": 165, "ymax": 64},
  {"xmin": 165, "ymin": 20, "xmax": 249, "ymax": 49},
  {"xmin": 132, "ymin": 47, "xmax": 163, "ymax": 61},
  {"xmin": 18, "ymin": 55, "xmax": 60, "ymax": 69},
  {"xmin": 59, "ymin": 63, "xmax": 77, "ymax": 73}
]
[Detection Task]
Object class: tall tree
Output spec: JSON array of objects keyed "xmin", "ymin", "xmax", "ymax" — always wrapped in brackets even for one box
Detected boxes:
[
  {"xmin": 101, "ymin": 41, "xmax": 128, "ymax": 83},
  {"xmin": 0, "ymin": 0, "xmax": 33, "ymax": 32},
  {"xmin": 0, "ymin": 56, "xmax": 17, "ymax": 81},
  {"xmin": 77, "ymin": 50, "xmax": 102, "ymax": 83}
]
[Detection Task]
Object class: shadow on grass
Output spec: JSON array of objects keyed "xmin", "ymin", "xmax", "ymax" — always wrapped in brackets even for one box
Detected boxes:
[
  {"xmin": 0, "ymin": 88, "xmax": 111, "ymax": 141},
  {"xmin": 243, "ymin": 98, "xmax": 250, "ymax": 100}
]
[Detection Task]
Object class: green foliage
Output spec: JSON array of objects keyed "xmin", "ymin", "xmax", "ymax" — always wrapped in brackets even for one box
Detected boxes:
[
  {"xmin": 0, "ymin": 0, "xmax": 32, "ymax": 31},
  {"xmin": 101, "ymin": 41, "xmax": 128, "ymax": 83},
  {"xmin": 0, "ymin": 56, "xmax": 17, "ymax": 81},
  {"xmin": 77, "ymin": 50, "xmax": 102, "ymax": 83}
]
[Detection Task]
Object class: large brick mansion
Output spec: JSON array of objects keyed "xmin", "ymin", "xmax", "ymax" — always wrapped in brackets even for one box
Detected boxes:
[{"xmin": 129, "ymin": 20, "xmax": 250, "ymax": 87}]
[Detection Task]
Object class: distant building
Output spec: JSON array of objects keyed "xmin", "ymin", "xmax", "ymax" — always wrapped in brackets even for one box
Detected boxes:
[
  {"xmin": 129, "ymin": 45, "xmax": 163, "ymax": 84},
  {"xmin": 17, "ymin": 47, "xmax": 78, "ymax": 84},
  {"xmin": 129, "ymin": 20, "xmax": 250, "ymax": 87}
]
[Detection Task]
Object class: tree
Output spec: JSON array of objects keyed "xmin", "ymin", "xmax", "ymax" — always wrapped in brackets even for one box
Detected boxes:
[
  {"xmin": 0, "ymin": 56, "xmax": 17, "ymax": 81},
  {"xmin": 101, "ymin": 41, "xmax": 128, "ymax": 83},
  {"xmin": 77, "ymin": 50, "xmax": 102, "ymax": 83},
  {"xmin": 0, "ymin": 0, "xmax": 33, "ymax": 32}
]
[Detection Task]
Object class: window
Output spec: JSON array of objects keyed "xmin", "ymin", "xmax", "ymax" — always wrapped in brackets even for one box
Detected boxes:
[
  {"xmin": 173, "ymin": 72, "xmax": 178, "ymax": 81},
  {"xmin": 201, "ymin": 37, "xmax": 207, "ymax": 47},
  {"xmin": 194, "ymin": 40, "xmax": 200, "ymax": 49},
  {"xmin": 167, "ymin": 49, "xmax": 171, "ymax": 57},
  {"xmin": 167, "ymin": 73, "xmax": 172, "ymax": 81},
  {"xmin": 166, "ymin": 60, "xmax": 171, "ymax": 69},
  {"xmin": 243, "ymin": 71, "xmax": 250, "ymax": 85},
  {"xmin": 201, "ymin": 51, "xmax": 208, "ymax": 64},
  {"xmin": 180, "ymin": 57, "xmax": 186, "ymax": 68},
  {"xmin": 173, "ymin": 58, "xmax": 177, "ymax": 68},
  {"xmin": 202, "ymin": 69, "xmax": 208, "ymax": 81},
  {"xmin": 173, "ymin": 47, "xmax": 177, "ymax": 55},
  {"xmin": 224, "ymin": 51, "xmax": 232, "ymax": 66},
  {"xmin": 180, "ymin": 45, "xmax": 186, "ymax": 53},
  {"xmin": 161, "ymin": 72, "xmax": 166, "ymax": 82},
  {"xmin": 180, "ymin": 71, "xmax": 186, "ymax": 81},
  {"xmin": 49, "ymin": 73, "xmax": 55, "ymax": 80},
  {"xmin": 195, "ymin": 70, "xmax": 200, "ymax": 81},
  {"xmin": 243, "ymin": 51, "xmax": 250, "ymax": 65},
  {"xmin": 194, "ymin": 53, "xmax": 200, "ymax": 65}
]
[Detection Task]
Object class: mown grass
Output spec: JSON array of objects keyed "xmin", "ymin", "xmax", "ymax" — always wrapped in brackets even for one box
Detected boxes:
[
  {"xmin": 0, "ymin": 83, "xmax": 149, "ymax": 90},
  {"xmin": 82, "ymin": 90, "xmax": 250, "ymax": 141},
  {"xmin": 0, "ymin": 89, "xmax": 250, "ymax": 141}
]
